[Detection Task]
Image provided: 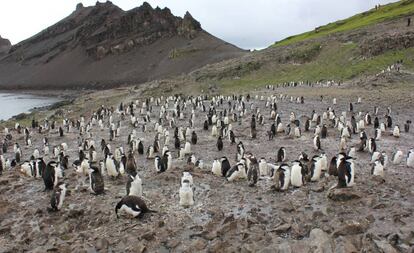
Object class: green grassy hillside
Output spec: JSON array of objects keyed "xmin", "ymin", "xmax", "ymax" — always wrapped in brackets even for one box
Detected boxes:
[{"xmin": 273, "ymin": 0, "xmax": 414, "ymax": 47}]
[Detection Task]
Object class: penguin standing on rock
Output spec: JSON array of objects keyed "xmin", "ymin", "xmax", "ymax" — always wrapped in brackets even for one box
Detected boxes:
[
  {"xmin": 115, "ymin": 196, "xmax": 156, "ymax": 219},
  {"xmin": 126, "ymin": 152, "xmax": 137, "ymax": 176},
  {"xmin": 43, "ymin": 161, "xmax": 57, "ymax": 191},
  {"xmin": 337, "ymin": 153, "xmax": 355, "ymax": 188},
  {"xmin": 407, "ymin": 150, "xmax": 414, "ymax": 168},
  {"xmin": 271, "ymin": 163, "xmax": 290, "ymax": 191},
  {"xmin": 48, "ymin": 182, "xmax": 67, "ymax": 212},
  {"xmin": 277, "ymin": 147, "xmax": 286, "ymax": 163},
  {"xmin": 126, "ymin": 174, "xmax": 142, "ymax": 197},
  {"xmin": 217, "ymin": 136, "xmax": 223, "ymax": 151},
  {"xmin": 191, "ymin": 131, "xmax": 197, "ymax": 145},
  {"xmin": 290, "ymin": 160, "xmax": 305, "ymax": 187},
  {"xmin": 246, "ymin": 155, "xmax": 259, "ymax": 187},
  {"xmin": 88, "ymin": 166, "xmax": 105, "ymax": 195}
]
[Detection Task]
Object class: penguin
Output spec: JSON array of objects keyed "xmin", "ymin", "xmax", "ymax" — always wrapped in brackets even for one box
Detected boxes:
[
  {"xmin": 368, "ymin": 138, "xmax": 377, "ymax": 154},
  {"xmin": 271, "ymin": 163, "xmax": 290, "ymax": 191},
  {"xmin": 179, "ymin": 181, "xmax": 195, "ymax": 208},
  {"xmin": 328, "ymin": 156, "xmax": 338, "ymax": 176},
  {"xmin": 391, "ymin": 150, "xmax": 403, "ymax": 165},
  {"xmin": 126, "ymin": 152, "xmax": 137, "ymax": 176},
  {"xmin": 48, "ymin": 182, "xmax": 67, "ymax": 212},
  {"xmin": 374, "ymin": 128, "xmax": 381, "ymax": 141},
  {"xmin": 309, "ymin": 156, "xmax": 323, "ymax": 182},
  {"xmin": 371, "ymin": 160, "xmax": 384, "ymax": 178},
  {"xmin": 339, "ymin": 137, "xmax": 347, "ymax": 152},
  {"xmin": 407, "ymin": 150, "xmax": 414, "ymax": 168},
  {"xmin": 220, "ymin": 157, "xmax": 231, "ymax": 177},
  {"xmin": 154, "ymin": 156, "xmax": 166, "ymax": 173},
  {"xmin": 126, "ymin": 173, "xmax": 142, "ymax": 197},
  {"xmin": 217, "ymin": 136, "xmax": 223, "ymax": 151},
  {"xmin": 277, "ymin": 147, "xmax": 286, "ymax": 163},
  {"xmin": 88, "ymin": 166, "xmax": 105, "ymax": 195},
  {"xmin": 181, "ymin": 172, "xmax": 194, "ymax": 187},
  {"xmin": 393, "ymin": 125, "xmax": 400, "ymax": 138},
  {"xmin": 15, "ymin": 146, "xmax": 22, "ymax": 163},
  {"xmin": 404, "ymin": 120, "xmax": 411, "ymax": 133},
  {"xmin": 211, "ymin": 159, "xmax": 222, "ymax": 176},
  {"xmin": 229, "ymin": 130, "xmax": 236, "ymax": 144},
  {"xmin": 146, "ymin": 146, "xmax": 155, "ymax": 159},
  {"xmin": 246, "ymin": 156, "xmax": 259, "ymax": 187},
  {"xmin": 290, "ymin": 160, "xmax": 305, "ymax": 187},
  {"xmin": 348, "ymin": 147, "xmax": 356, "ymax": 158},
  {"xmin": 191, "ymin": 131, "xmax": 197, "ymax": 145},
  {"xmin": 184, "ymin": 142, "xmax": 191, "ymax": 154},
  {"xmin": 313, "ymin": 135, "xmax": 321, "ymax": 151},
  {"xmin": 20, "ymin": 161, "xmax": 35, "ymax": 177},
  {"xmin": 321, "ymin": 125, "xmax": 328, "ymax": 139},
  {"xmin": 337, "ymin": 153, "xmax": 355, "ymax": 188},
  {"xmin": 105, "ymin": 154, "xmax": 119, "ymax": 178},
  {"xmin": 226, "ymin": 162, "xmax": 246, "ymax": 182},
  {"xmin": 115, "ymin": 196, "xmax": 156, "ymax": 219},
  {"xmin": 195, "ymin": 159, "xmax": 204, "ymax": 169},
  {"xmin": 42, "ymin": 161, "xmax": 57, "ymax": 191},
  {"xmin": 258, "ymin": 158, "xmax": 269, "ymax": 177},
  {"xmin": 137, "ymin": 140, "xmax": 144, "ymax": 155}
]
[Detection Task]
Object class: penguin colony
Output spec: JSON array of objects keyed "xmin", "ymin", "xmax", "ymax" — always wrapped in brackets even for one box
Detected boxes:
[{"xmin": 0, "ymin": 89, "xmax": 413, "ymax": 222}]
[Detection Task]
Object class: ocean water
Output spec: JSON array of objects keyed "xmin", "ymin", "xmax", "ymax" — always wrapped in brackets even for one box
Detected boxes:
[{"xmin": 0, "ymin": 93, "xmax": 61, "ymax": 121}]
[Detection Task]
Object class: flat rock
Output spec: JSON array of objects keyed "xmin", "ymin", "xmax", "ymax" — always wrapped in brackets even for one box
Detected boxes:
[{"xmin": 327, "ymin": 188, "xmax": 362, "ymax": 201}]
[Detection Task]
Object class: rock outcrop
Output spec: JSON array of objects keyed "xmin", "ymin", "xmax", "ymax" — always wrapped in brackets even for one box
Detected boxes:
[
  {"xmin": 0, "ymin": 35, "xmax": 11, "ymax": 56},
  {"xmin": 0, "ymin": 1, "xmax": 244, "ymax": 89}
]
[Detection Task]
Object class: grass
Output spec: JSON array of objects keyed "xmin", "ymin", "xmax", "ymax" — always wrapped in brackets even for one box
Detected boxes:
[
  {"xmin": 273, "ymin": 0, "xmax": 414, "ymax": 47},
  {"xmin": 219, "ymin": 43, "xmax": 414, "ymax": 93}
]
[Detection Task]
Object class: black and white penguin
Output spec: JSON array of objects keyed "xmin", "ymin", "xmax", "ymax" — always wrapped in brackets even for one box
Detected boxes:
[
  {"xmin": 105, "ymin": 154, "xmax": 119, "ymax": 178},
  {"xmin": 321, "ymin": 125, "xmax": 329, "ymax": 138},
  {"xmin": 313, "ymin": 135, "xmax": 321, "ymax": 151},
  {"xmin": 236, "ymin": 141, "xmax": 245, "ymax": 161},
  {"xmin": 404, "ymin": 120, "xmax": 411, "ymax": 133},
  {"xmin": 391, "ymin": 150, "xmax": 403, "ymax": 165},
  {"xmin": 179, "ymin": 176, "xmax": 195, "ymax": 208},
  {"xmin": 371, "ymin": 160, "xmax": 384, "ymax": 178},
  {"xmin": 271, "ymin": 163, "xmax": 290, "ymax": 191},
  {"xmin": 244, "ymin": 154, "xmax": 258, "ymax": 186},
  {"xmin": 328, "ymin": 156, "xmax": 338, "ymax": 176},
  {"xmin": 191, "ymin": 131, "xmax": 197, "ymax": 145},
  {"xmin": 337, "ymin": 153, "xmax": 355, "ymax": 188},
  {"xmin": 115, "ymin": 196, "xmax": 156, "ymax": 219},
  {"xmin": 290, "ymin": 160, "xmax": 305, "ymax": 187},
  {"xmin": 407, "ymin": 149, "xmax": 414, "ymax": 168},
  {"xmin": 393, "ymin": 125, "xmax": 400, "ymax": 138},
  {"xmin": 137, "ymin": 140, "xmax": 144, "ymax": 155},
  {"xmin": 309, "ymin": 155, "xmax": 323, "ymax": 182},
  {"xmin": 220, "ymin": 156, "xmax": 231, "ymax": 177},
  {"xmin": 217, "ymin": 136, "xmax": 223, "ymax": 151},
  {"xmin": 126, "ymin": 152, "xmax": 137, "ymax": 176},
  {"xmin": 368, "ymin": 138, "xmax": 377, "ymax": 154},
  {"xmin": 88, "ymin": 166, "xmax": 105, "ymax": 195},
  {"xmin": 59, "ymin": 127, "xmax": 64, "ymax": 137},
  {"xmin": 277, "ymin": 147, "xmax": 286, "ymax": 163},
  {"xmin": 43, "ymin": 161, "xmax": 59, "ymax": 191},
  {"xmin": 126, "ymin": 173, "xmax": 142, "ymax": 197},
  {"xmin": 229, "ymin": 130, "xmax": 236, "ymax": 144},
  {"xmin": 48, "ymin": 182, "xmax": 67, "ymax": 212},
  {"xmin": 154, "ymin": 155, "xmax": 166, "ymax": 173}
]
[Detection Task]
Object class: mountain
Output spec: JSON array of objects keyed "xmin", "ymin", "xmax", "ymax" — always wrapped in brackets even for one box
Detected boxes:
[
  {"xmin": 0, "ymin": 1, "xmax": 245, "ymax": 89},
  {"xmin": 0, "ymin": 35, "xmax": 11, "ymax": 57},
  {"xmin": 187, "ymin": 0, "xmax": 414, "ymax": 92}
]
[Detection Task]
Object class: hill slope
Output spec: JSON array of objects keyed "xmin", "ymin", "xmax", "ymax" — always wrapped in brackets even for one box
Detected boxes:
[
  {"xmin": 186, "ymin": 0, "xmax": 414, "ymax": 93},
  {"xmin": 0, "ymin": 1, "xmax": 245, "ymax": 90},
  {"xmin": 0, "ymin": 35, "xmax": 11, "ymax": 57}
]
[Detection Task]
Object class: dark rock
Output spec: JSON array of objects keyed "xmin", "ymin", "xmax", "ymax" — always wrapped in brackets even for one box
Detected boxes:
[
  {"xmin": 141, "ymin": 231, "xmax": 156, "ymax": 241},
  {"xmin": 271, "ymin": 223, "xmax": 291, "ymax": 235},
  {"xmin": 333, "ymin": 220, "xmax": 369, "ymax": 237},
  {"xmin": 327, "ymin": 188, "xmax": 362, "ymax": 201},
  {"xmin": 309, "ymin": 228, "xmax": 334, "ymax": 253}
]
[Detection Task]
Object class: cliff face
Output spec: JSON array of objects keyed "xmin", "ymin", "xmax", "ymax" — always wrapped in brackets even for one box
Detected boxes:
[
  {"xmin": 0, "ymin": 35, "xmax": 11, "ymax": 57},
  {"xmin": 0, "ymin": 1, "xmax": 245, "ymax": 89}
]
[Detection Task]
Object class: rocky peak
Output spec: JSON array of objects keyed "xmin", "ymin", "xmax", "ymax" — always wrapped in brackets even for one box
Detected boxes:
[
  {"xmin": 76, "ymin": 2, "xmax": 84, "ymax": 11},
  {"xmin": 0, "ymin": 35, "xmax": 11, "ymax": 55}
]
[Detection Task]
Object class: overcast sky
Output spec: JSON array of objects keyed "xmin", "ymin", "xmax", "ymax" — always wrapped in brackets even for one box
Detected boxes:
[{"xmin": 0, "ymin": 0, "xmax": 399, "ymax": 49}]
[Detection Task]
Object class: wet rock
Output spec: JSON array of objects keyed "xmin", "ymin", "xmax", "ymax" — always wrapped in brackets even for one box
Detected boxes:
[
  {"xmin": 334, "ymin": 236, "xmax": 358, "ymax": 253},
  {"xmin": 271, "ymin": 223, "xmax": 291, "ymax": 235},
  {"xmin": 190, "ymin": 238, "xmax": 207, "ymax": 250},
  {"xmin": 309, "ymin": 228, "xmax": 333, "ymax": 253},
  {"xmin": 327, "ymin": 188, "xmax": 362, "ymax": 201},
  {"xmin": 141, "ymin": 231, "xmax": 156, "ymax": 241},
  {"xmin": 373, "ymin": 240, "xmax": 399, "ymax": 253},
  {"xmin": 95, "ymin": 238, "xmax": 109, "ymax": 250},
  {"xmin": 67, "ymin": 209, "xmax": 84, "ymax": 219},
  {"xmin": 333, "ymin": 220, "xmax": 369, "ymax": 237},
  {"xmin": 131, "ymin": 243, "xmax": 146, "ymax": 253}
]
